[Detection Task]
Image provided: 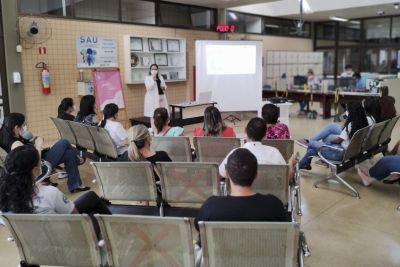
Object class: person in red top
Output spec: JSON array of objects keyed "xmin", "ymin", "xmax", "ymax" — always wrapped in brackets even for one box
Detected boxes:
[
  {"xmin": 193, "ymin": 106, "xmax": 236, "ymax": 137},
  {"xmin": 261, "ymin": 103, "xmax": 290, "ymax": 139}
]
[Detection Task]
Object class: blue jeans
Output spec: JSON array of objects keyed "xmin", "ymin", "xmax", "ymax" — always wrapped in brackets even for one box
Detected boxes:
[
  {"xmin": 299, "ymin": 140, "xmax": 344, "ymax": 167},
  {"xmin": 43, "ymin": 139, "xmax": 82, "ymax": 191},
  {"xmin": 299, "ymin": 100, "xmax": 309, "ymax": 112},
  {"xmin": 310, "ymin": 123, "xmax": 342, "ymax": 143},
  {"xmin": 369, "ymin": 155, "xmax": 400, "ymax": 180}
]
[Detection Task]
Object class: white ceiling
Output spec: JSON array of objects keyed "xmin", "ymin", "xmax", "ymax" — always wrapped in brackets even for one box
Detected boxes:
[
  {"xmin": 165, "ymin": 0, "xmax": 278, "ymax": 9},
  {"xmin": 230, "ymin": 0, "xmax": 400, "ymax": 21}
]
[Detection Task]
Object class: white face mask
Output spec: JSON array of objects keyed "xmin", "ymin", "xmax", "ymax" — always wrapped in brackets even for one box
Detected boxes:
[
  {"xmin": 151, "ymin": 69, "xmax": 158, "ymax": 75},
  {"xmin": 23, "ymin": 125, "xmax": 28, "ymax": 132},
  {"xmin": 73, "ymin": 105, "xmax": 76, "ymax": 111}
]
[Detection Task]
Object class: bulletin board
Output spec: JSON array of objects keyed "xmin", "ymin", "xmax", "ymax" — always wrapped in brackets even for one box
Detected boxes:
[{"xmin": 92, "ymin": 69, "xmax": 126, "ymax": 111}]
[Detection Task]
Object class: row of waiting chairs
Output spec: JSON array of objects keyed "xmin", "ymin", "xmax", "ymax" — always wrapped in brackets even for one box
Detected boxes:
[
  {"xmin": 314, "ymin": 115, "xmax": 400, "ymax": 198},
  {"xmin": 1, "ymin": 213, "xmax": 308, "ymax": 267},
  {"xmin": 91, "ymin": 161, "xmax": 296, "ymax": 220}
]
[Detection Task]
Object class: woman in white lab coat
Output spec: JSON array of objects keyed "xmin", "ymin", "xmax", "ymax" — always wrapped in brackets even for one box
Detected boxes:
[{"xmin": 144, "ymin": 64, "xmax": 169, "ymax": 120}]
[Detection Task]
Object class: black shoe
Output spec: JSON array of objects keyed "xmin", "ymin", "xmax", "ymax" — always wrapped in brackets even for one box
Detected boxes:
[
  {"xmin": 382, "ymin": 178, "xmax": 400, "ymax": 184},
  {"xmin": 299, "ymin": 164, "xmax": 312, "ymax": 170},
  {"xmin": 70, "ymin": 186, "xmax": 90, "ymax": 193},
  {"xmin": 41, "ymin": 178, "xmax": 58, "ymax": 187}
]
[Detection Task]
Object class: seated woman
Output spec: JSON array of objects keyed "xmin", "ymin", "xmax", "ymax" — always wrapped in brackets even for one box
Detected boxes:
[
  {"xmin": 98, "ymin": 103, "xmax": 129, "ymax": 161},
  {"xmin": 193, "ymin": 106, "xmax": 235, "ymax": 137},
  {"xmin": 363, "ymin": 97, "xmax": 380, "ymax": 123},
  {"xmin": 357, "ymin": 155, "xmax": 400, "ymax": 186},
  {"xmin": 152, "ymin": 107, "xmax": 184, "ymax": 137},
  {"xmin": 74, "ymin": 95, "xmax": 100, "ymax": 125},
  {"xmin": 299, "ymin": 102, "xmax": 372, "ymax": 170},
  {"xmin": 379, "ymin": 96, "xmax": 397, "ymax": 122},
  {"xmin": 57, "ymin": 97, "xmax": 76, "ymax": 121},
  {"xmin": 261, "ymin": 103, "xmax": 290, "ymax": 139},
  {"xmin": 0, "ymin": 113, "xmax": 89, "ymax": 193},
  {"xmin": 0, "ymin": 146, "xmax": 110, "ymax": 233}
]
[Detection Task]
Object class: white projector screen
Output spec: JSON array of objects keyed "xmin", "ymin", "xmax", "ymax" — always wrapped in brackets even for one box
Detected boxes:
[{"xmin": 196, "ymin": 40, "xmax": 262, "ymax": 112}]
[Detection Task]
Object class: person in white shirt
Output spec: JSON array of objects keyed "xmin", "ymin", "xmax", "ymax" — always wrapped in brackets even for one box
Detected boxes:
[
  {"xmin": 219, "ymin": 118, "xmax": 293, "ymax": 179},
  {"xmin": 0, "ymin": 145, "xmax": 111, "ymax": 217},
  {"xmin": 340, "ymin": 64, "xmax": 354, "ymax": 78},
  {"xmin": 99, "ymin": 103, "xmax": 129, "ymax": 161},
  {"xmin": 144, "ymin": 64, "xmax": 168, "ymax": 129}
]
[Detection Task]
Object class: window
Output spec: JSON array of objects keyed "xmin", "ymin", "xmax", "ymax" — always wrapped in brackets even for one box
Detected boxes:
[
  {"xmin": 190, "ymin": 7, "xmax": 215, "ymax": 30},
  {"xmin": 338, "ymin": 20, "xmax": 360, "ymax": 46},
  {"xmin": 391, "ymin": 17, "xmax": 400, "ymax": 43},
  {"xmin": 75, "ymin": 0, "xmax": 119, "ymax": 21},
  {"xmin": 227, "ymin": 12, "xmax": 246, "ymax": 33},
  {"xmin": 122, "ymin": 0, "xmax": 155, "ymax": 24},
  {"xmin": 319, "ymin": 49, "xmax": 335, "ymax": 75},
  {"xmin": 337, "ymin": 48, "xmax": 360, "ymax": 74},
  {"xmin": 364, "ymin": 18, "xmax": 390, "ymax": 44},
  {"xmin": 363, "ymin": 48, "xmax": 390, "ymax": 73},
  {"xmin": 245, "ymin": 14, "xmax": 262, "ymax": 34},
  {"xmin": 264, "ymin": 17, "xmax": 281, "ymax": 35},
  {"xmin": 19, "ymin": 0, "xmax": 71, "ymax": 16},
  {"xmin": 158, "ymin": 2, "xmax": 190, "ymax": 27}
]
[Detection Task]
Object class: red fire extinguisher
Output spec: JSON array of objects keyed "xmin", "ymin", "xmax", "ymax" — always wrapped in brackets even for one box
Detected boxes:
[{"xmin": 35, "ymin": 62, "xmax": 51, "ymax": 94}]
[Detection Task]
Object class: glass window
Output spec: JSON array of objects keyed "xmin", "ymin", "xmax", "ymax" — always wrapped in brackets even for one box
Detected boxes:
[
  {"xmin": 364, "ymin": 18, "xmax": 390, "ymax": 44},
  {"xmin": 317, "ymin": 49, "xmax": 335, "ymax": 75},
  {"xmin": 337, "ymin": 48, "xmax": 360, "ymax": 75},
  {"xmin": 389, "ymin": 49, "xmax": 400, "ymax": 74},
  {"xmin": 264, "ymin": 17, "xmax": 281, "ymax": 35},
  {"xmin": 158, "ymin": 2, "xmax": 190, "ymax": 27},
  {"xmin": 227, "ymin": 12, "xmax": 245, "ymax": 33},
  {"xmin": 363, "ymin": 48, "xmax": 389, "ymax": 73},
  {"xmin": 75, "ymin": 0, "xmax": 119, "ymax": 21},
  {"xmin": 392, "ymin": 17, "xmax": 400, "ymax": 43},
  {"xmin": 122, "ymin": 0, "xmax": 155, "ymax": 24},
  {"xmin": 338, "ymin": 20, "xmax": 360, "ymax": 46},
  {"xmin": 190, "ymin": 7, "xmax": 215, "ymax": 30},
  {"xmin": 316, "ymin": 22, "xmax": 336, "ymax": 40},
  {"xmin": 19, "ymin": 0, "xmax": 71, "ymax": 16},
  {"xmin": 245, "ymin": 14, "xmax": 262, "ymax": 34}
]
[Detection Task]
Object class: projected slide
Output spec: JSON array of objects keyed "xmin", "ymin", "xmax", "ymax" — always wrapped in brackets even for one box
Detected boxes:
[{"xmin": 206, "ymin": 45, "xmax": 256, "ymax": 75}]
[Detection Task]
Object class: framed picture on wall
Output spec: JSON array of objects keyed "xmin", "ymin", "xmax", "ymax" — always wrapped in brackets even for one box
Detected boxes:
[
  {"xmin": 131, "ymin": 37, "xmax": 143, "ymax": 51},
  {"xmin": 141, "ymin": 55, "xmax": 154, "ymax": 66},
  {"xmin": 148, "ymin": 38, "xmax": 163, "ymax": 52},
  {"xmin": 169, "ymin": 71, "xmax": 179, "ymax": 80},
  {"xmin": 167, "ymin": 39, "xmax": 180, "ymax": 52},
  {"xmin": 154, "ymin": 53, "xmax": 168, "ymax": 66}
]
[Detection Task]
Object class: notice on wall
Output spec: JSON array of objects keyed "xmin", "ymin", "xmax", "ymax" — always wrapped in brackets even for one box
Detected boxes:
[
  {"xmin": 76, "ymin": 36, "xmax": 118, "ymax": 68},
  {"xmin": 92, "ymin": 70, "xmax": 125, "ymax": 111}
]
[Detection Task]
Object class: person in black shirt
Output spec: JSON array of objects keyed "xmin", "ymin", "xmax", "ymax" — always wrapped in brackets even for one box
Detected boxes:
[
  {"xmin": 57, "ymin": 97, "xmax": 76, "ymax": 121},
  {"xmin": 195, "ymin": 148, "xmax": 289, "ymax": 231}
]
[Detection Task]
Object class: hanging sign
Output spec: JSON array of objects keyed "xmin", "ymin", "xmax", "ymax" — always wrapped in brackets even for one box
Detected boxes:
[
  {"xmin": 76, "ymin": 36, "xmax": 118, "ymax": 68},
  {"xmin": 216, "ymin": 24, "xmax": 235, "ymax": 33}
]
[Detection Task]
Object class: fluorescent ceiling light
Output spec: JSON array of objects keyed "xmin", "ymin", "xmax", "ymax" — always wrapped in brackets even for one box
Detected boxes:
[
  {"xmin": 229, "ymin": 12, "xmax": 238, "ymax": 20},
  {"xmin": 329, "ymin": 16, "xmax": 348, "ymax": 22},
  {"xmin": 264, "ymin": 24, "xmax": 280, "ymax": 28},
  {"xmin": 298, "ymin": 0, "xmax": 312, "ymax": 13},
  {"xmin": 349, "ymin": 20, "xmax": 361, "ymax": 25}
]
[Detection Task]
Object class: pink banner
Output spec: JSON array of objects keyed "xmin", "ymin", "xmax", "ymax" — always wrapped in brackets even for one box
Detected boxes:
[{"xmin": 93, "ymin": 70, "xmax": 125, "ymax": 110}]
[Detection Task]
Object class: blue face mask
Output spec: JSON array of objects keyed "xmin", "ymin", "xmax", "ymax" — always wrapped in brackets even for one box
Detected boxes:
[{"xmin": 21, "ymin": 126, "xmax": 33, "ymax": 140}]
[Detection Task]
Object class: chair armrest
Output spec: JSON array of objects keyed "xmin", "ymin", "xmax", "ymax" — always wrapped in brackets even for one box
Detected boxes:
[
  {"xmin": 390, "ymin": 172, "xmax": 400, "ymax": 175},
  {"xmin": 318, "ymin": 144, "xmax": 344, "ymax": 152}
]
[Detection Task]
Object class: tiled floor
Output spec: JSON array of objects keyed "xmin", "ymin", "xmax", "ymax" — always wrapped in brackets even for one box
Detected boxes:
[{"xmin": 1, "ymin": 106, "xmax": 399, "ymax": 267}]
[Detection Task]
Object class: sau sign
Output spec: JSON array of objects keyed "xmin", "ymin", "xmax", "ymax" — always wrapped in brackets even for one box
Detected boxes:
[{"xmin": 76, "ymin": 36, "xmax": 118, "ymax": 68}]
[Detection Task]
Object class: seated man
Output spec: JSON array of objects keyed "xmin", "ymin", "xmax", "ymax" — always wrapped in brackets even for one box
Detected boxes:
[
  {"xmin": 195, "ymin": 148, "xmax": 289, "ymax": 231},
  {"xmin": 218, "ymin": 117, "xmax": 286, "ymax": 178}
]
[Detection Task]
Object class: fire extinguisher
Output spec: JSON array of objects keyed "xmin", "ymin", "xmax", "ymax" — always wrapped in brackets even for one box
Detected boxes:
[{"xmin": 35, "ymin": 62, "xmax": 51, "ymax": 94}]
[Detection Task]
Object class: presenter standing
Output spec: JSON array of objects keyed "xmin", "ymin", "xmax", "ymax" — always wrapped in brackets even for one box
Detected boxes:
[{"xmin": 144, "ymin": 64, "xmax": 169, "ymax": 130}]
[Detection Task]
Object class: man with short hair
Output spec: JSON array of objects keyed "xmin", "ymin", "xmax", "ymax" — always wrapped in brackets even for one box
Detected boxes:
[
  {"xmin": 218, "ymin": 117, "xmax": 286, "ymax": 177},
  {"xmin": 195, "ymin": 148, "xmax": 288, "ymax": 231}
]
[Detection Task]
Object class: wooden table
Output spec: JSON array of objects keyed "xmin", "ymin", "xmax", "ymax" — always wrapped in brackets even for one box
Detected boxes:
[
  {"xmin": 262, "ymin": 90, "xmax": 380, "ymax": 119},
  {"xmin": 170, "ymin": 102, "xmax": 217, "ymax": 127}
]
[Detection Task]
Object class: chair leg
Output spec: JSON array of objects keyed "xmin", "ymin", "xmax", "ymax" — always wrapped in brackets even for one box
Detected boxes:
[
  {"xmin": 334, "ymin": 174, "xmax": 360, "ymax": 199},
  {"xmin": 295, "ymin": 171, "xmax": 302, "ymax": 216},
  {"xmin": 313, "ymin": 167, "xmax": 335, "ymax": 188}
]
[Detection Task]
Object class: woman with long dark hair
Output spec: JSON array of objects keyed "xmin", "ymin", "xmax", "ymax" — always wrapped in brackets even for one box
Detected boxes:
[
  {"xmin": 193, "ymin": 106, "xmax": 235, "ymax": 137},
  {"xmin": 0, "ymin": 113, "xmax": 89, "ymax": 193},
  {"xmin": 75, "ymin": 94, "xmax": 100, "ymax": 125},
  {"xmin": 0, "ymin": 145, "xmax": 110, "ymax": 216},
  {"xmin": 57, "ymin": 97, "xmax": 75, "ymax": 121},
  {"xmin": 144, "ymin": 64, "xmax": 169, "ymax": 129},
  {"xmin": 299, "ymin": 102, "xmax": 371, "ymax": 170},
  {"xmin": 99, "ymin": 103, "xmax": 129, "ymax": 160},
  {"xmin": 153, "ymin": 107, "xmax": 183, "ymax": 137}
]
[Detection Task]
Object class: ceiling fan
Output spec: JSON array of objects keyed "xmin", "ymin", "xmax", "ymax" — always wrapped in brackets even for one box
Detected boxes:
[{"xmin": 290, "ymin": 0, "xmax": 307, "ymax": 36}]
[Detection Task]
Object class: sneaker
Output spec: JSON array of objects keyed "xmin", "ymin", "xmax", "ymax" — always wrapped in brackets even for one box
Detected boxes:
[
  {"xmin": 70, "ymin": 186, "xmax": 90, "ymax": 193},
  {"xmin": 314, "ymin": 159, "xmax": 329, "ymax": 168},
  {"xmin": 296, "ymin": 139, "xmax": 309, "ymax": 148},
  {"xmin": 299, "ymin": 164, "xmax": 312, "ymax": 170},
  {"xmin": 57, "ymin": 172, "xmax": 68, "ymax": 179}
]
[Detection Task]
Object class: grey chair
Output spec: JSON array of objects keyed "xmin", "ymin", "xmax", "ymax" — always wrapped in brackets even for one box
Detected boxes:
[
  {"xmin": 1, "ymin": 214, "xmax": 104, "ymax": 267},
  {"xmin": 378, "ymin": 115, "xmax": 400, "ymax": 147},
  {"xmin": 194, "ymin": 137, "xmax": 240, "ymax": 163},
  {"xmin": 68, "ymin": 121, "xmax": 96, "ymax": 152},
  {"xmin": 315, "ymin": 125, "xmax": 372, "ymax": 198},
  {"xmin": 151, "ymin": 136, "xmax": 192, "ymax": 162},
  {"xmin": 262, "ymin": 139, "xmax": 294, "ymax": 163},
  {"xmin": 96, "ymin": 214, "xmax": 195, "ymax": 267},
  {"xmin": 363, "ymin": 120, "xmax": 389, "ymax": 152},
  {"xmin": 50, "ymin": 117, "xmax": 77, "ymax": 146},
  {"xmin": 158, "ymin": 162, "xmax": 219, "ymax": 204},
  {"xmin": 198, "ymin": 221, "xmax": 306, "ymax": 267},
  {"xmin": 87, "ymin": 125, "xmax": 119, "ymax": 160}
]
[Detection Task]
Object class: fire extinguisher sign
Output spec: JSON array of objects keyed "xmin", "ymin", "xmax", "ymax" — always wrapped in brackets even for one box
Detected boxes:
[{"xmin": 38, "ymin": 47, "xmax": 47, "ymax": 54}]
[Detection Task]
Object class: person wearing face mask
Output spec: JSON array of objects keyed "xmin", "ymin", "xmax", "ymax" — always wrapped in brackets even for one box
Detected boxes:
[
  {"xmin": 0, "ymin": 113, "xmax": 90, "ymax": 193},
  {"xmin": 144, "ymin": 64, "xmax": 169, "ymax": 128},
  {"xmin": 57, "ymin": 97, "xmax": 76, "ymax": 121},
  {"xmin": 0, "ymin": 146, "xmax": 111, "ymax": 235}
]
